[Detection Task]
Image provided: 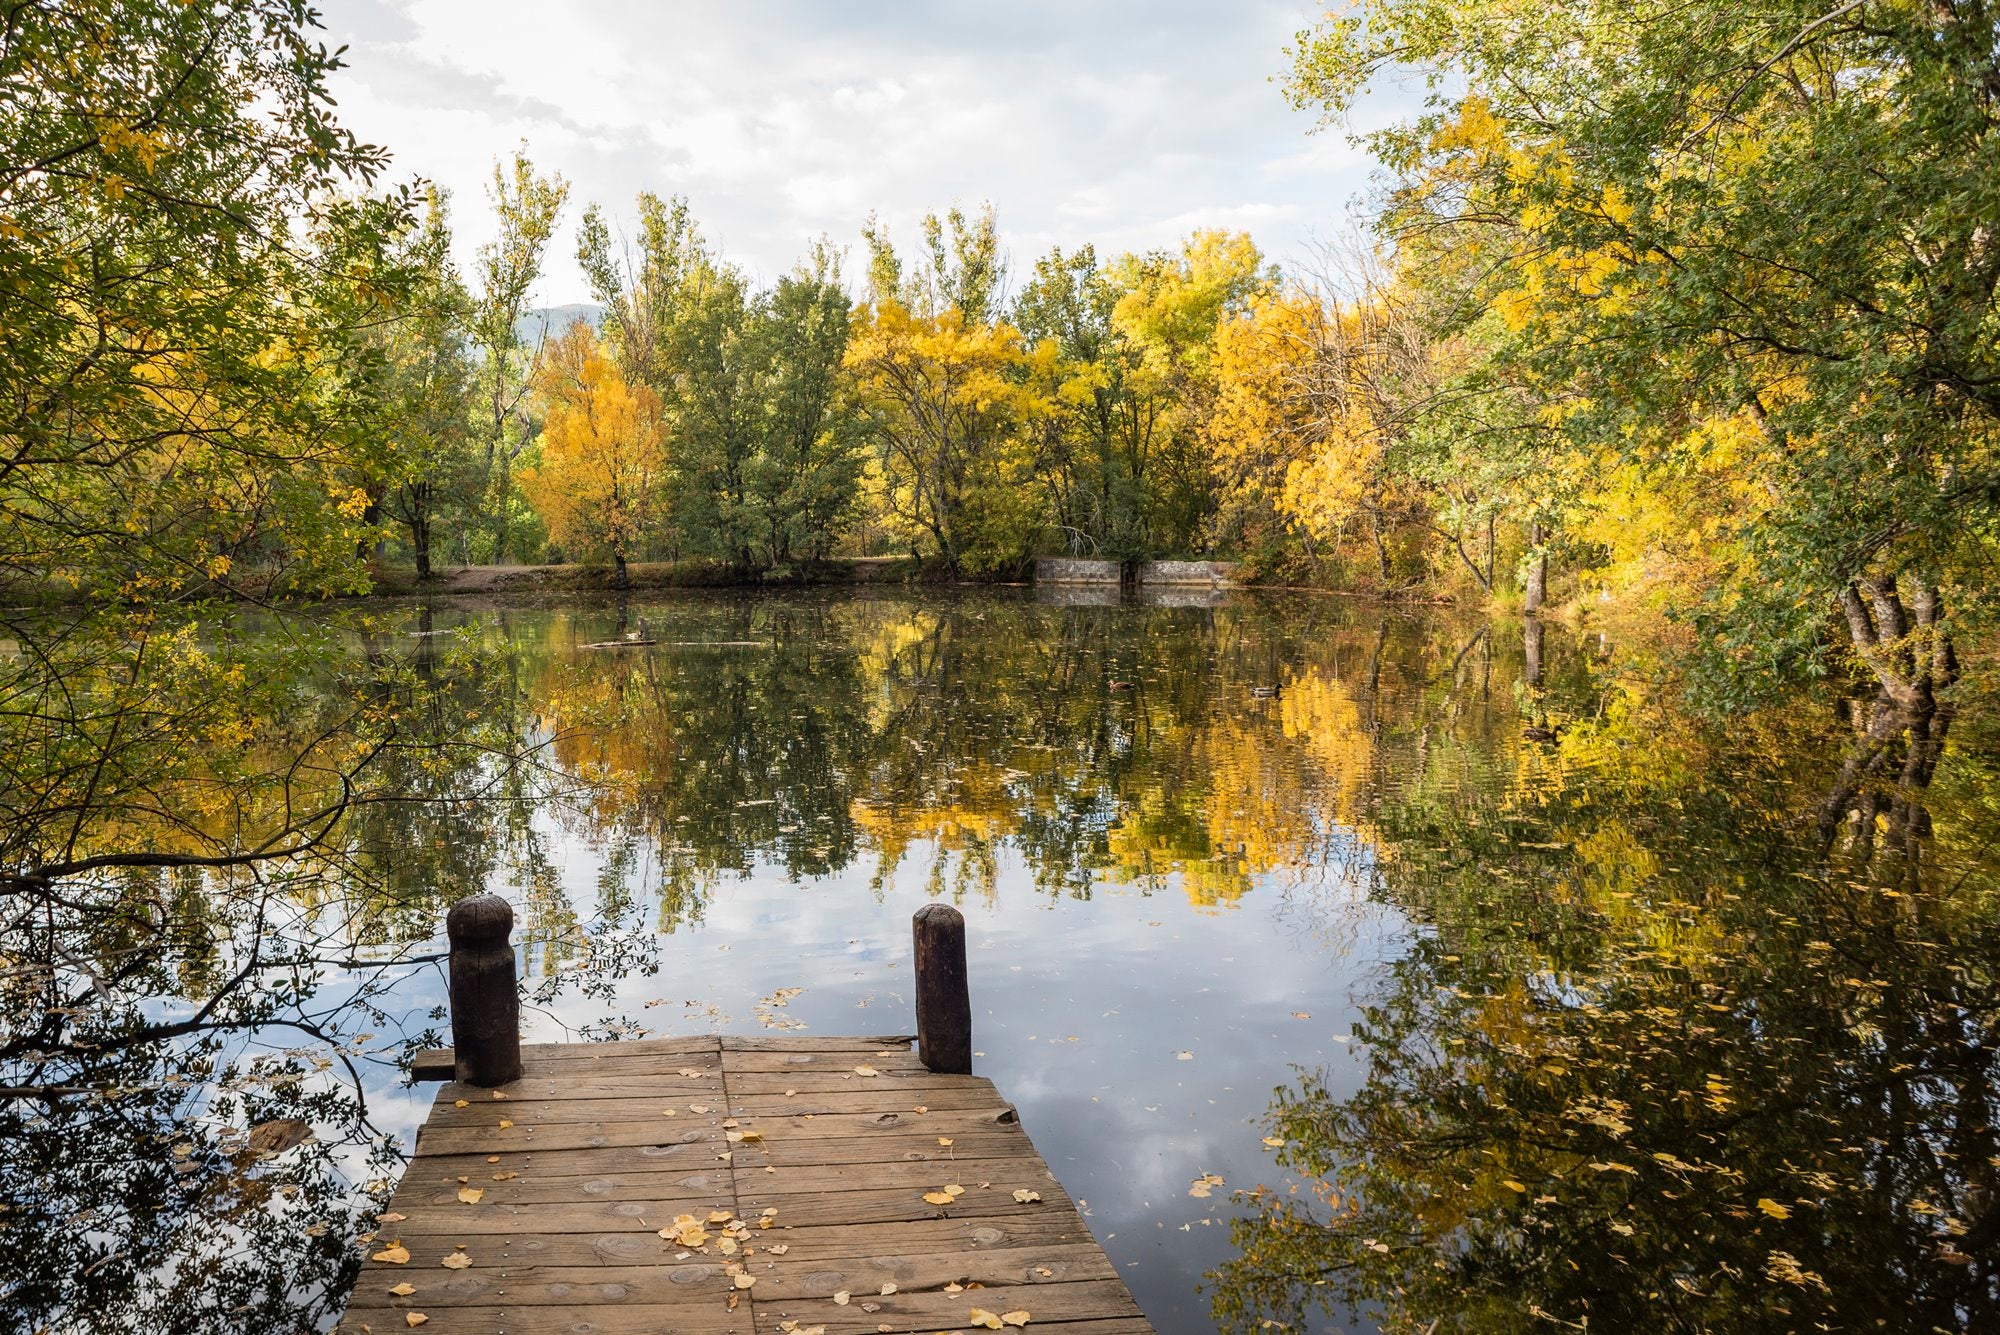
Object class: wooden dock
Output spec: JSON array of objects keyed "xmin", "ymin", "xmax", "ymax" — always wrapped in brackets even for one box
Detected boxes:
[{"xmin": 338, "ymin": 902, "xmax": 1153, "ymax": 1334}]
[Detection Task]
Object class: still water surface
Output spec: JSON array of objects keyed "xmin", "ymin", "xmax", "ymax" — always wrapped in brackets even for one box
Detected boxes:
[{"xmin": 13, "ymin": 587, "xmax": 1997, "ymax": 1333}]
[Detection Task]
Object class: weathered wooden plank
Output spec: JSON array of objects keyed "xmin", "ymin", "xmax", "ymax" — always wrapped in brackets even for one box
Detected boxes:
[
  {"xmin": 742, "ymin": 1156, "xmax": 1056, "ymax": 1194},
  {"xmin": 416, "ymin": 1117, "xmax": 726, "ymax": 1156},
  {"xmin": 366, "ymin": 1195, "xmax": 728, "ymax": 1235},
  {"xmin": 749, "ymin": 1278, "xmax": 1141, "ymax": 1335},
  {"xmin": 336, "ymin": 1303, "xmax": 751, "ymax": 1335},
  {"xmin": 730, "ymin": 1131, "xmax": 1033, "ymax": 1167},
  {"xmin": 736, "ymin": 1108, "xmax": 1019, "ymax": 1140},
  {"xmin": 726, "ymin": 1086, "xmax": 1012, "ymax": 1116},
  {"xmin": 718, "ymin": 1034, "xmax": 915, "ymax": 1052},
  {"xmin": 409, "ymin": 1048, "xmax": 454, "ymax": 1082},
  {"xmin": 395, "ymin": 1143, "xmax": 733, "ymax": 1183},
  {"xmin": 759, "ymin": 1214, "xmax": 1092, "ymax": 1260},
  {"xmin": 430, "ymin": 1072, "xmax": 727, "ymax": 1104},
  {"xmin": 738, "ymin": 1242, "xmax": 1117, "ymax": 1300},
  {"xmin": 734, "ymin": 1187, "xmax": 1074, "ymax": 1232},
  {"xmin": 386, "ymin": 1169, "xmax": 736, "ymax": 1211},
  {"xmin": 728, "ymin": 1071, "xmax": 994, "ymax": 1096},
  {"xmin": 377, "ymin": 1213, "xmax": 1092, "ymax": 1269},
  {"xmin": 722, "ymin": 1050, "xmax": 931, "ymax": 1074},
  {"xmin": 425, "ymin": 1090, "xmax": 725, "ymax": 1125},
  {"xmin": 344, "ymin": 1260, "xmax": 739, "ymax": 1308}
]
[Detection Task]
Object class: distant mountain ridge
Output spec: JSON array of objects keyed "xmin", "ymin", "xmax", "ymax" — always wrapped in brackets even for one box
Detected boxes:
[{"xmin": 515, "ymin": 303, "xmax": 606, "ymax": 347}]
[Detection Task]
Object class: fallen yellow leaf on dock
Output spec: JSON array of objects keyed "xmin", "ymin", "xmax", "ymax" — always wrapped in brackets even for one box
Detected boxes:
[
  {"xmin": 370, "ymin": 1244, "xmax": 410, "ymax": 1264},
  {"xmin": 440, "ymin": 1253, "xmax": 472, "ymax": 1270},
  {"xmin": 1012, "ymin": 1189, "xmax": 1041, "ymax": 1203},
  {"xmin": 457, "ymin": 1187, "xmax": 483, "ymax": 1204},
  {"xmin": 387, "ymin": 1283, "xmax": 414, "ymax": 1297},
  {"xmin": 405, "ymin": 1315, "xmax": 428, "ymax": 1328}
]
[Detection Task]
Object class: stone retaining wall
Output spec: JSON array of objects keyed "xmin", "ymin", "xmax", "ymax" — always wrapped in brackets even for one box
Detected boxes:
[
  {"xmin": 1034, "ymin": 558, "xmax": 1123, "ymax": 584},
  {"xmin": 1134, "ymin": 560, "xmax": 1238, "ymax": 586}
]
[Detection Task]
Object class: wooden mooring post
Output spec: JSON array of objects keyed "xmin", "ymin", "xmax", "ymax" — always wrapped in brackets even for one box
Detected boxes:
[
  {"xmin": 444, "ymin": 893, "xmax": 521, "ymax": 1087},
  {"xmin": 913, "ymin": 901, "xmax": 972, "ymax": 1074}
]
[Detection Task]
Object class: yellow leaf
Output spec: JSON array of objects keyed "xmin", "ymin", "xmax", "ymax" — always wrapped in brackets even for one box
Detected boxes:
[
  {"xmin": 922, "ymin": 1191, "xmax": 955, "ymax": 1205},
  {"xmin": 943, "ymin": 1183, "xmax": 964, "ymax": 1197},
  {"xmin": 853, "ymin": 1065, "xmax": 879, "ymax": 1077},
  {"xmin": 453, "ymin": 1100, "xmax": 469, "ymax": 1109},
  {"xmin": 1001, "ymin": 1312, "xmax": 1031, "ymax": 1326},
  {"xmin": 370, "ymin": 1244, "xmax": 410, "ymax": 1264},
  {"xmin": 1757, "ymin": 1199, "xmax": 1792, "ymax": 1220},
  {"xmin": 834, "ymin": 1290, "xmax": 851, "ymax": 1305},
  {"xmin": 880, "ymin": 1283, "xmax": 897, "ymax": 1295},
  {"xmin": 387, "ymin": 1283, "xmax": 415, "ymax": 1297},
  {"xmin": 457, "ymin": 1187, "xmax": 484, "ymax": 1204},
  {"xmin": 969, "ymin": 1308, "xmax": 1005, "ymax": 1330},
  {"xmin": 406, "ymin": 1316, "xmax": 428, "ymax": 1329},
  {"xmin": 497, "ymin": 1120, "xmax": 512, "ymax": 1130},
  {"xmin": 1261, "ymin": 1137, "xmax": 1285, "ymax": 1149},
  {"xmin": 733, "ymin": 1273, "xmax": 757, "ymax": 1289},
  {"xmin": 1012, "ymin": 1189, "xmax": 1041, "ymax": 1203},
  {"xmin": 1501, "ymin": 1180, "xmax": 1527, "ymax": 1193},
  {"xmin": 939, "ymin": 1137, "xmax": 954, "ymax": 1147},
  {"xmin": 440, "ymin": 1253, "xmax": 472, "ymax": 1270}
]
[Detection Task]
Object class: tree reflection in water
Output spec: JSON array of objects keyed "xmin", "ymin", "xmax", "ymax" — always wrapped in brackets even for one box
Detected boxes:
[
  {"xmin": 6, "ymin": 591, "xmax": 1995, "ymax": 1332},
  {"xmin": 1211, "ymin": 638, "xmax": 1999, "ymax": 1332}
]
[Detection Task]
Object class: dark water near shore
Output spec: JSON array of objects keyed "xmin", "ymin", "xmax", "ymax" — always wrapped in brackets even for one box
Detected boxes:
[{"xmin": 6, "ymin": 588, "xmax": 1997, "ymax": 1333}]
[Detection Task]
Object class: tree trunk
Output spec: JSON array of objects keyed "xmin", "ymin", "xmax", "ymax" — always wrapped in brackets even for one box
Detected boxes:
[
  {"xmin": 1524, "ymin": 521, "xmax": 1547, "ymax": 614},
  {"xmin": 411, "ymin": 505, "xmax": 433, "ymax": 581},
  {"xmin": 612, "ymin": 550, "xmax": 630, "ymax": 590}
]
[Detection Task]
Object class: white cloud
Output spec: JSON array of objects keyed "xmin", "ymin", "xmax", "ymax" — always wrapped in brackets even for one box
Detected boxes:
[{"xmin": 317, "ymin": 0, "xmax": 1392, "ymax": 302}]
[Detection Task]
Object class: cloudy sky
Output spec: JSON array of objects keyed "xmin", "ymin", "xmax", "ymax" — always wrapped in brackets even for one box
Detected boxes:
[{"xmin": 315, "ymin": 0, "xmax": 1400, "ymax": 305}]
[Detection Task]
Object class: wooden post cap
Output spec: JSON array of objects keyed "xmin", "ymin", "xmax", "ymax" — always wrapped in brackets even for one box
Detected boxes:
[{"xmin": 447, "ymin": 893, "xmax": 513, "ymax": 942}]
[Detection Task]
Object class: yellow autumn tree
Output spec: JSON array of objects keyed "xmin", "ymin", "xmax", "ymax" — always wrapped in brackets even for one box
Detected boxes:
[
  {"xmin": 522, "ymin": 322, "xmax": 665, "ymax": 587},
  {"xmin": 845, "ymin": 299, "xmax": 1045, "ymax": 573}
]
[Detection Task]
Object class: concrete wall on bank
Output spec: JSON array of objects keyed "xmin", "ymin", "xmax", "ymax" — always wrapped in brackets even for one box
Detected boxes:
[
  {"xmin": 1134, "ymin": 560, "xmax": 1238, "ymax": 586},
  {"xmin": 1034, "ymin": 558, "xmax": 1123, "ymax": 584}
]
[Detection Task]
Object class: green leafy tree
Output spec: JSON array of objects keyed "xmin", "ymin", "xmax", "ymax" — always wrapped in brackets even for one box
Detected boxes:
[{"xmin": 468, "ymin": 149, "xmax": 568, "ymax": 564}]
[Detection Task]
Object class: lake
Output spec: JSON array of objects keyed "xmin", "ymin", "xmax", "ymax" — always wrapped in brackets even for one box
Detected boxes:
[{"xmin": 5, "ymin": 587, "xmax": 1994, "ymax": 1333}]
